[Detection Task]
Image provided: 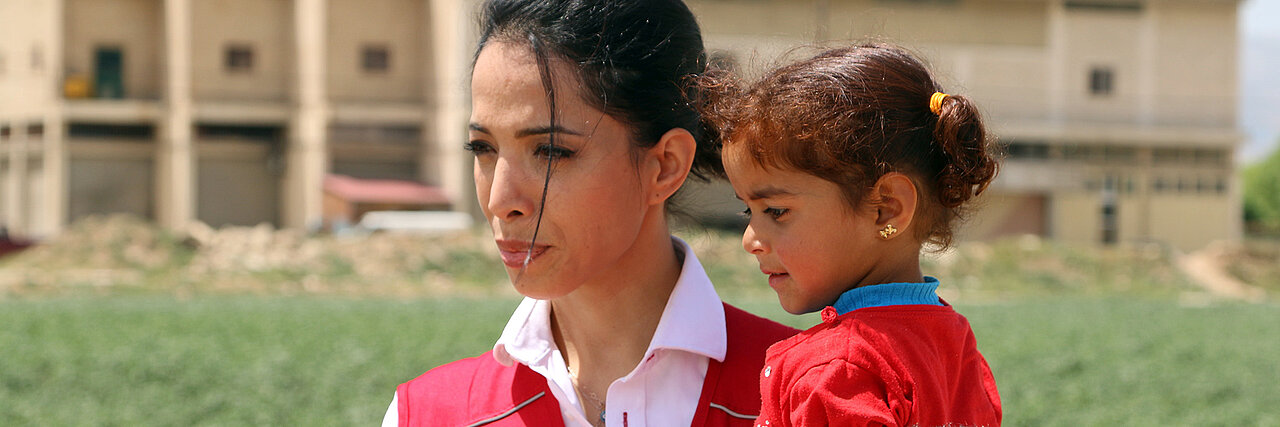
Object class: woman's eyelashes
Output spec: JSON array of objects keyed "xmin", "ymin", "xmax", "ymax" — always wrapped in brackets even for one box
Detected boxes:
[
  {"xmin": 462, "ymin": 140, "xmax": 575, "ymax": 161},
  {"xmin": 463, "ymin": 140, "xmax": 494, "ymax": 156},
  {"xmin": 741, "ymin": 206, "xmax": 789, "ymax": 220},
  {"xmin": 534, "ymin": 143, "xmax": 575, "ymax": 160}
]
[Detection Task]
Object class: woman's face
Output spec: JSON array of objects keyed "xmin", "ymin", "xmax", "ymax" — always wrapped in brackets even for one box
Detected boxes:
[{"xmin": 468, "ymin": 41, "xmax": 653, "ymax": 299}]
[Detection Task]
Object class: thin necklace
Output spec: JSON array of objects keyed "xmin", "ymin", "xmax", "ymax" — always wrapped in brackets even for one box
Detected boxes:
[{"xmin": 568, "ymin": 365, "xmax": 607, "ymax": 426}]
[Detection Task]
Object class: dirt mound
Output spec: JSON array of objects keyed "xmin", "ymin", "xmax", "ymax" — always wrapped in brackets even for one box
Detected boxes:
[{"xmin": 0, "ymin": 214, "xmax": 509, "ymax": 298}]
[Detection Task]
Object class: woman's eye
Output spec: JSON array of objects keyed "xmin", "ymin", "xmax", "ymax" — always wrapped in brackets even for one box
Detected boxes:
[
  {"xmin": 463, "ymin": 141, "xmax": 494, "ymax": 155},
  {"xmin": 740, "ymin": 207, "xmax": 752, "ymax": 218},
  {"xmin": 534, "ymin": 144, "xmax": 575, "ymax": 160}
]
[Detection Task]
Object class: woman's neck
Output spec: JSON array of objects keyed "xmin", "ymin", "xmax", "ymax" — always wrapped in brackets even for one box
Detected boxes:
[{"xmin": 548, "ymin": 213, "xmax": 683, "ymax": 393}]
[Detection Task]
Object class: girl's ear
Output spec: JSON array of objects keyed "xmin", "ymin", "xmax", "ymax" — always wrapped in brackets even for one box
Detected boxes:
[
  {"xmin": 872, "ymin": 172, "xmax": 919, "ymax": 238},
  {"xmin": 645, "ymin": 128, "xmax": 696, "ymax": 205}
]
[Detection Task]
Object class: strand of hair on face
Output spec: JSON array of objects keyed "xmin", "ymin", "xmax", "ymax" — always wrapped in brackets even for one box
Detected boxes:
[{"xmin": 519, "ymin": 33, "xmax": 558, "ymax": 281}]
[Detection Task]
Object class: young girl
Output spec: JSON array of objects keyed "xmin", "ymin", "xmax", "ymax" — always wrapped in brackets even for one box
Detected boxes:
[{"xmin": 706, "ymin": 44, "xmax": 1002, "ymax": 426}]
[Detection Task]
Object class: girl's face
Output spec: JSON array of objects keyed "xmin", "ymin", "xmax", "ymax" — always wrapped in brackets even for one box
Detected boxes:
[
  {"xmin": 468, "ymin": 41, "xmax": 652, "ymax": 299},
  {"xmin": 724, "ymin": 152, "xmax": 886, "ymax": 314}
]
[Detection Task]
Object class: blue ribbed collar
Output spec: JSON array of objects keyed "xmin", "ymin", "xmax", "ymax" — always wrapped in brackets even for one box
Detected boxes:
[{"xmin": 832, "ymin": 276, "xmax": 943, "ymax": 315}]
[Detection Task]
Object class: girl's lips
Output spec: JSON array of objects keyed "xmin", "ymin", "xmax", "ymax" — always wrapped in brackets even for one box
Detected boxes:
[{"xmin": 767, "ymin": 273, "xmax": 789, "ymax": 289}]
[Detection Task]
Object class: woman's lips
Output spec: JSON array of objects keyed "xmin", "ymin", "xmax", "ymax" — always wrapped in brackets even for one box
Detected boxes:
[{"xmin": 496, "ymin": 240, "xmax": 549, "ymax": 268}]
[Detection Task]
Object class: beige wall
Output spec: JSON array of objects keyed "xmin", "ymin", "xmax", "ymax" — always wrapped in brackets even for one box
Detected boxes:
[
  {"xmin": 1060, "ymin": 6, "xmax": 1143, "ymax": 124},
  {"xmin": 1153, "ymin": 0, "xmax": 1236, "ymax": 128},
  {"xmin": 327, "ymin": 0, "xmax": 427, "ymax": 103},
  {"xmin": 191, "ymin": 0, "xmax": 292, "ymax": 102},
  {"xmin": 64, "ymin": 0, "xmax": 163, "ymax": 100}
]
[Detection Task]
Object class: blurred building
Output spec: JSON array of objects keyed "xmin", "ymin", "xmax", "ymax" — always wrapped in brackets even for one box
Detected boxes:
[
  {"xmin": 0, "ymin": 0, "xmax": 475, "ymax": 238},
  {"xmin": 688, "ymin": 0, "xmax": 1243, "ymax": 251},
  {"xmin": 0, "ymin": 0, "xmax": 1244, "ymax": 251}
]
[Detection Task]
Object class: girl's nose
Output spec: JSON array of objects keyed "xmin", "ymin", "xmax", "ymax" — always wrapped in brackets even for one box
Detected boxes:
[
  {"xmin": 742, "ymin": 224, "xmax": 768, "ymax": 255},
  {"xmin": 485, "ymin": 157, "xmax": 536, "ymax": 223}
]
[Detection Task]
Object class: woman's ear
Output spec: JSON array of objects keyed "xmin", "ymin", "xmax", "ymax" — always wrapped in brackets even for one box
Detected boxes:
[
  {"xmin": 645, "ymin": 128, "xmax": 696, "ymax": 205},
  {"xmin": 871, "ymin": 172, "xmax": 919, "ymax": 239}
]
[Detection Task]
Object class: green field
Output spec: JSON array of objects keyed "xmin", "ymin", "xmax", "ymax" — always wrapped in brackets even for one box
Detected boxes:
[{"xmin": 3, "ymin": 296, "xmax": 1277, "ymax": 426}]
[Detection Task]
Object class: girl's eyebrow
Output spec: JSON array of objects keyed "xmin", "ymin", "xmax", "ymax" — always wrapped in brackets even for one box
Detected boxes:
[
  {"xmin": 738, "ymin": 186, "xmax": 795, "ymax": 201},
  {"xmin": 466, "ymin": 123, "xmax": 584, "ymax": 138}
]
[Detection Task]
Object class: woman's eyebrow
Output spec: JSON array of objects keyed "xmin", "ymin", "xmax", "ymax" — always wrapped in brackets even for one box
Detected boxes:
[{"xmin": 516, "ymin": 125, "xmax": 584, "ymax": 138}]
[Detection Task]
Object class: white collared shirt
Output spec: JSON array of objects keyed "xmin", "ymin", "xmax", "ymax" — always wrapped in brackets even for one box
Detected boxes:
[{"xmin": 383, "ymin": 237, "xmax": 727, "ymax": 427}]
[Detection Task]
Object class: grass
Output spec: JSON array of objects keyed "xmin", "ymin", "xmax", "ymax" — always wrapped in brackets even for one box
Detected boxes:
[{"xmin": 2, "ymin": 296, "xmax": 1277, "ymax": 426}]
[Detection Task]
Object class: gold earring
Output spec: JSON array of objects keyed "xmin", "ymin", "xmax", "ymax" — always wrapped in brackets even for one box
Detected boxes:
[{"xmin": 879, "ymin": 224, "xmax": 898, "ymax": 239}]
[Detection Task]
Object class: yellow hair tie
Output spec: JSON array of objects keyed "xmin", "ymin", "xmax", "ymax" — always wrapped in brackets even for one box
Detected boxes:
[{"xmin": 929, "ymin": 92, "xmax": 949, "ymax": 115}]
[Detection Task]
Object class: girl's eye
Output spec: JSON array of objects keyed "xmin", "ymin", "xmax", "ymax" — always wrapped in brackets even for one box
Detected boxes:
[
  {"xmin": 463, "ymin": 141, "xmax": 494, "ymax": 155},
  {"xmin": 741, "ymin": 207, "xmax": 788, "ymax": 220},
  {"xmin": 762, "ymin": 207, "xmax": 788, "ymax": 220},
  {"xmin": 534, "ymin": 144, "xmax": 575, "ymax": 160}
]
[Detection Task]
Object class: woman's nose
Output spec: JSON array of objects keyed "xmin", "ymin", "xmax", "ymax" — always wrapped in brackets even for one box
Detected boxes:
[
  {"xmin": 742, "ymin": 224, "xmax": 768, "ymax": 255},
  {"xmin": 486, "ymin": 157, "xmax": 536, "ymax": 222}
]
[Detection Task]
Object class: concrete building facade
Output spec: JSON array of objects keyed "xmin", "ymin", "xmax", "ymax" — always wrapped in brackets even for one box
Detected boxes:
[
  {"xmin": 688, "ymin": 0, "xmax": 1243, "ymax": 251},
  {"xmin": 0, "ymin": 0, "xmax": 474, "ymax": 238},
  {"xmin": 0, "ymin": 0, "xmax": 1243, "ymax": 251}
]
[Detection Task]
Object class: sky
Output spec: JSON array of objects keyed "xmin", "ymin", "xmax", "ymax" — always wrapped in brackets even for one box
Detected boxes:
[{"xmin": 1239, "ymin": 0, "xmax": 1280, "ymax": 163}]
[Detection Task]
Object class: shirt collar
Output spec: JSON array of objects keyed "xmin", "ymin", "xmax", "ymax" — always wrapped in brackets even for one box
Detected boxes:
[
  {"xmin": 831, "ymin": 276, "xmax": 943, "ymax": 315},
  {"xmin": 493, "ymin": 236, "xmax": 728, "ymax": 366}
]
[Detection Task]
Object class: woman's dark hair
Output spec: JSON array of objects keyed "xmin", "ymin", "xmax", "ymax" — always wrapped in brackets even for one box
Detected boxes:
[
  {"xmin": 704, "ymin": 44, "xmax": 1000, "ymax": 248},
  {"xmin": 476, "ymin": 0, "xmax": 722, "ymax": 181}
]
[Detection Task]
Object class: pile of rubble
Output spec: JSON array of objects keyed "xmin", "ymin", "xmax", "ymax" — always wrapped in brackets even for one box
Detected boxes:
[{"xmin": 0, "ymin": 215, "xmax": 511, "ymax": 298}]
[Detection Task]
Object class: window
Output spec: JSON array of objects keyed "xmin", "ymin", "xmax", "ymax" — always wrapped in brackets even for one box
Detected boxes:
[
  {"xmin": 361, "ymin": 45, "xmax": 390, "ymax": 73},
  {"xmin": 1089, "ymin": 67, "xmax": 1113, "ymax": 96},
  {"xmin": 0, "ymin": 124, "xmax": 10, "ymax": 140},
  {"xmin": 1065, "ymin": 1, "xmax": 1143, "ymax": 13},
  {"xmin": 225, "ymin": 44, "xmax": 254, "ymax": 73},
  {"xmin": 27, "ymin": 123, "xmax": 43, "ymax": 138},
  {"xmin": 67, "ymin": 123, "xmax": 156, "ymax": 139}
]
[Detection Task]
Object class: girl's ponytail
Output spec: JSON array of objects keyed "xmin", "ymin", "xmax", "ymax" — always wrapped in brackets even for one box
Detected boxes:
[{"xmin": 931, "ymin": 93, "xmax": 999, "ymax": 209}]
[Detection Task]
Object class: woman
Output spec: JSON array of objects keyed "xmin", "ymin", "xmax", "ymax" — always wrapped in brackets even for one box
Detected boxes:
[{"xmin": 382, "ymin": 0, "xmax": 796, "ymax": 425}]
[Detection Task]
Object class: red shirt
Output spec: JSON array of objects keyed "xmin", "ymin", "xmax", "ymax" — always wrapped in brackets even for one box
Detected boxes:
[{"xmin": 756, "ymin": 304, "xmax": 1001, "ymax": 427}]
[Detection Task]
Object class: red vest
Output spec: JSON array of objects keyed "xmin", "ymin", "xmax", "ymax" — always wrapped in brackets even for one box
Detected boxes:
[{"xmin": 396, "ymin": 303, "xmax": 798, "ymax": 426}]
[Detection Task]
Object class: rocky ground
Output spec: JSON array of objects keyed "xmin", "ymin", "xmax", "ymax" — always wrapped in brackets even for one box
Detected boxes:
[{"xmin": 1, "ymin": 214, "xmax": 1275, "ymax": 303}]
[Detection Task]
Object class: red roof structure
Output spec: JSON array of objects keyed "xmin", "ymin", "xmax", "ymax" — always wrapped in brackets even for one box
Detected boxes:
[{"xmin": 323, "ymin": 174, "xmax": 451, "ymax": 206}]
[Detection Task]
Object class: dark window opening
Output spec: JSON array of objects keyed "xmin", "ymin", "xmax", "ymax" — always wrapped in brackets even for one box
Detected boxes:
[
  {"xmin": 68, "ymin": 123, "xmax": 156, "ymax": 139},
  {"xmin": 362, "ymin": 45, "xmax": 390, "ymax": 73},
  {"xmin": 1089, "ymin": 67, "xmax": 1114, "ymax": 96},
  {"xmin": 27, "ymin": 123, "xmax": 44, "ymax": 138},
  {"xmin": 225, "ymin": 44, "xmax": 255, "ymax": 73},
  {"xmin": 94, "ymin": 47, "xmax": 125, "ymax": 99},
  {"xmin": 197, "ymin": 124, "xmax": 283, "ymax": 142},
  {"xmin": 1066, "ymin": 1, "xmax": 1143, "ymax": 13},
  {"xmin": 0, "ymin": 124, "xmax": 11, "ymax": 139},
  {"xmin": 1100, "ymin": 196, "xmax": 1118, "ymax": 244}
]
